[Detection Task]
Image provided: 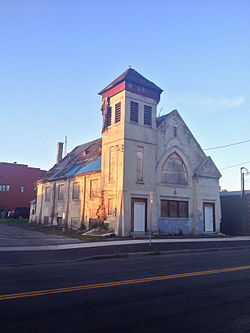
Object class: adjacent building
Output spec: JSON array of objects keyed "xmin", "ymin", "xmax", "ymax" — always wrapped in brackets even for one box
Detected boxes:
[
  {"xmin": 0, "ymin": 162, "xmax": 46, "ymax": 212},
  {"xmin": 32, "ymin": 68, "xmax": 221, "ymax": 235},
  {"xmin": 220, "ymin": 191, "xmax": 250, "ymax": 235}
]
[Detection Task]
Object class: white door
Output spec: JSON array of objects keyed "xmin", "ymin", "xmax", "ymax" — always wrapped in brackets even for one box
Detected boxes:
[
  {"xmin": 134, "ymin": 202, "xmax": 145, "ymax": 232},
  {"xmin": 204, "ymin": 205, "xmax": 214, "ymax": 232}
]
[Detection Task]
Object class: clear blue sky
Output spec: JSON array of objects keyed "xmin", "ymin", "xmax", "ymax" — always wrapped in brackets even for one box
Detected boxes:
[{"xmin": 1, "ymin": 0, "xmax": 249, "ymax": 190}]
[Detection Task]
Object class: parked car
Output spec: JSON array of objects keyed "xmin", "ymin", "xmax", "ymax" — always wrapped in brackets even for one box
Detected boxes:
[{"xmin": 8, "ymin": 207, "xmax": 30, "ymax": 219}]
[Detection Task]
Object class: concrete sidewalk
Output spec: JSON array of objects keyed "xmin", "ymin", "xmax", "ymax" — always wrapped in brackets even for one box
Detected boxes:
[{"xmin": 2, "ymin": 235, "xmax": 250, "ymax": 252}]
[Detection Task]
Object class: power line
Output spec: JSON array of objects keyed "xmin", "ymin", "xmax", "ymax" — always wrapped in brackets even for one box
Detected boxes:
[
  {"xmin": 221, "ymin": 161, "xmax": 250, "ymax": 170},
  {"xmin": 204, "ymin": 139, "xmax": 250, "ymax": 151}
]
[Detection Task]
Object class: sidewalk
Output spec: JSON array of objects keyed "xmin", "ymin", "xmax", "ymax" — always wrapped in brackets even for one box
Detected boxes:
[{"xmin": 2, "ymin": 234, "xmax": 250, "ymax": 251}]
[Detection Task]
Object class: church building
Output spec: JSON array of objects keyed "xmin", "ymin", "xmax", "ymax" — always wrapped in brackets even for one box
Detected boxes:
[{"xmin": 32, "ymin": 68, "xmax": 221, "ymax": 236}]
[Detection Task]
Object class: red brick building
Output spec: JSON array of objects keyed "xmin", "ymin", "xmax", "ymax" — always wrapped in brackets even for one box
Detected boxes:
[{"xmin": 0, "ymin": 162, "xmax": 46, "ymax": 211}]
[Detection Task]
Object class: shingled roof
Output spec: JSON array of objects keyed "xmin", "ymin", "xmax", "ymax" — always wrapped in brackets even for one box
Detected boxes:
[
  {"xmin": 40, "ymin": 138, "xmax": 102, "ymax": 182},
  {"xmin": 98, "ymin": 68, "xmax": 163, "ymax": 95}
]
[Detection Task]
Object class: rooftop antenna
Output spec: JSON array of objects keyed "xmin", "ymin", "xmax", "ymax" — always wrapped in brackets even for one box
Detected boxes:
[{"xmin": 64, "ymin": 136, "xmax": 67, "ymax": 156}]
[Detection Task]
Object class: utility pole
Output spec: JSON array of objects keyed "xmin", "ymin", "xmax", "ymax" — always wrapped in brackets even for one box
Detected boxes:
[{"xmin": 149, "ymin": 191, "xmax": 154, "ymax": 247}]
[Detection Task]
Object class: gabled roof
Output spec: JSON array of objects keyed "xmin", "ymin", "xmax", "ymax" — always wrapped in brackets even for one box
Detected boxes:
[
  {"xmin": 40, "ymin": 138, "xmax": 102, "ymax": 182},
  {"xmin": 156, "ymin": 112, "xmax": 172, "ymax": 127},
  {"xmin": 194, "ymin": 156, "xmax": 222, "ymax": 179},
  {"xmin": 98, "ymin": 68, "xmax": 163, "ymax": 95}
]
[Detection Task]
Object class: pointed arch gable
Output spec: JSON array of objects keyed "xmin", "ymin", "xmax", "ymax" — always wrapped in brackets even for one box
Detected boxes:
[{"xmin": 161, "ymin": 152, "xmax": 188, "ymax": 185}]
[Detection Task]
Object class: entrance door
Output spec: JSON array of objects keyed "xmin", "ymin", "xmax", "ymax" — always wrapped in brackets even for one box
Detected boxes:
[
  {"xmin": 204, "ymin": 203, "xmax": 215, "ymax": 232},
  {"xmin": 131, "ymin": 198, "xmax": 147, "ymax": 232}
]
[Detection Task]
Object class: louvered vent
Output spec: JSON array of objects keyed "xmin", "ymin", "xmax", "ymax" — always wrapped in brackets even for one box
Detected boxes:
[
  {"xmin": 144, "ymin": 105, "xmax": 152, "ymax": 126},
  {"xmin": 130, "ymin": 101, "xmax": 138, "ymax": 122},
  {"xmin": 115, "ymin": 102, "xmax": 121, "ymax": 123}
]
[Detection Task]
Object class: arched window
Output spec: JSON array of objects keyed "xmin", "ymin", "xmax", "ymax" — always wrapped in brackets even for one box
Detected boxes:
[{"xmin": 161, "ymin": 153, "xmax": 188, "ymax": 185}]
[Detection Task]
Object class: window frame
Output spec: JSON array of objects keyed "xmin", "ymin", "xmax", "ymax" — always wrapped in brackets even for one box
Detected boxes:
[
  {"xmin": 72, "ymin": 182, "xmax": 80, "ymax": 200},
  {"xmin": 0, "ymin": 184, "xmax": 10, "ymax": 192},
  {"xmin": 58, "ymin": 184, "xmax": 64, "ymax": 201},
  {"xmin": 90, "ymin": 179, "xmax": 99, "ymax": 199},
  {"xmin": 160, "ymin": 200, "xmax": 188, "ymax": 218},
  {"xmin": 45, "ymin": 186, "xmax": 51, "ymax": 202},
  {"xmin": 136, "ymin": 146, "xmax": 144, "ymax": 182}
]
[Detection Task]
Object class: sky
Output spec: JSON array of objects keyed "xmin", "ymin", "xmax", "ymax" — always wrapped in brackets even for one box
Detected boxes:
[{"xmin": 0, "ymin": 0, "xmax": 249, "ymax": 191}]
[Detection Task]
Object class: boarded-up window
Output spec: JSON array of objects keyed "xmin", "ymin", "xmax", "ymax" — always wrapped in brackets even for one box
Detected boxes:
[
  {"xmin": 72, "ymin": 182, "xmax": 80, "ymax": 200},
  {"xmin": 169, "ymin": 201, "xmax": 178, "ymax": 217},
  {"xmin": 90, "ymin": 179, "xmax": 99, "ymax": 198},
  {"xmin": 109, "ymin": 146, "xmax": 115, "ymax": 182},
  {"xmin": 161, "ymin": 200, "xmax": 168, "ymax": 217},
  {"xmin": 130, "ymin": 101, "xmax": 138, "ymax": 123},
  {"xmin": 115, "ymin": 102, "xmax": 121, "ymax": 123},
  {"xmin": 136, "ymin": 146, "xmax": 144, "ymax": 181},
  {"xmin": 161, "ymin": 153, "xmax": 188, "ymax": 185},
  {"xmin": 45, "ymin": 186, "xmax": 51, "ymax": 201},
  {"xmin": 161, "ymin": 200, "xmax": 188, "ymax": 218},
  {"xmin": 144, "ymin": 105, "xmax": 152, "ymax": 126},
  {"xmin": 58, "ymin": 184, "xmax": 64, "ymax": 200}
]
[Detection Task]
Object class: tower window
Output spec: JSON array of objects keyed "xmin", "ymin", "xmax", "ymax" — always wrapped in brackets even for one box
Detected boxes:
[
  {"xmin": 115, "ymin": 102, "xmax": 121, "ymax": 123},
  {"xmin": 106, "ymin": 107, "xmax": 112, "ymax": 127},
  {"xmin": 174, "ymin": 126, "xmax": 177, "ymax": 137},
  {"xmin": 144, "ymin": 105, "xmax": 152, "ymax": 126},
  {"xmin": 130, "ymin": 101, "xmax": 138, "ymax": 123},
  {"xmin": 136, "ymin": 146, "xmax": 144, "ymax": 182}
]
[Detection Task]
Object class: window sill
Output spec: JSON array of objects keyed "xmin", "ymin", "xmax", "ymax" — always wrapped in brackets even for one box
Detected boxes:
[{"xmin": 160, "ymin": 217, "xmax": 189, "ymax": 219}]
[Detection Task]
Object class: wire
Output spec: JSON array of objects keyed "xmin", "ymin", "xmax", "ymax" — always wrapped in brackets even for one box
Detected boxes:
[
  {"xmin": 204, "ymin": 139, "xmax": 250, "ymax": 151},
  {"xmin": 221, "ymin": 161, "xmax": 250, "ymax": 170}
]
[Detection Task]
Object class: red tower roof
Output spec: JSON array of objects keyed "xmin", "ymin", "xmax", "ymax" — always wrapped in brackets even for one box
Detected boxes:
[{"xmin": 98, "ymin": 68, "xmax": 163, "ymax": 102}]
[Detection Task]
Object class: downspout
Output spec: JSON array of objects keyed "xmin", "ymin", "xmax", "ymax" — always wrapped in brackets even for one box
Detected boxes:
[{"xmin": 81, "ymin": 175, "xmax": 87, "ymax": 228}]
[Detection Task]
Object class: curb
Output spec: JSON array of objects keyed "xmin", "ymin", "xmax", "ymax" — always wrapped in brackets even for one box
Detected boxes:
[{"xmin": 66, "ymin": 244, "xmax": 250, "ymax": 261}]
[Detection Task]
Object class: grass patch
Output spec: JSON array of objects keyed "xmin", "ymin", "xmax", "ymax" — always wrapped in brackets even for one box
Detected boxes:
[{"xmin": 0, "ymin": 219, "xmax": 29, "ymax": 225}]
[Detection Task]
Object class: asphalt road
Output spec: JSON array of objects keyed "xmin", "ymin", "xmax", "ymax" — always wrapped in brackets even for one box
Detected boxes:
[{"xmin": 1, "ymin": 248, "xmax": 250, "ymax": 332}]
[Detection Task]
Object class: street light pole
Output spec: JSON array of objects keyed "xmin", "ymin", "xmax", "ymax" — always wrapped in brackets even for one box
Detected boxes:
[{"xmin": 241, "ymin": 167, "xmax": 249, "ymax": 234}]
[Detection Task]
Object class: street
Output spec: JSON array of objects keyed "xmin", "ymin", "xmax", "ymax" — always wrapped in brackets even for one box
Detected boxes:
[{"xmin": 1, "ymin": 248, "xmax": 250, "ymax": 332}]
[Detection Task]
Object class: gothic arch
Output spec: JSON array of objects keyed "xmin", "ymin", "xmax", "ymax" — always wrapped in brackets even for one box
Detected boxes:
[{"xmin": 160, "ymin": 152, "xmax": 188, "ymax": 185}]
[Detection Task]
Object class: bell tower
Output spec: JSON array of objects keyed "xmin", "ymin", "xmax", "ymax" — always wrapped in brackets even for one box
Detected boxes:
[{"xmin": 98, "ymin": 68, "xmax": 163, "ymax": 235}]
